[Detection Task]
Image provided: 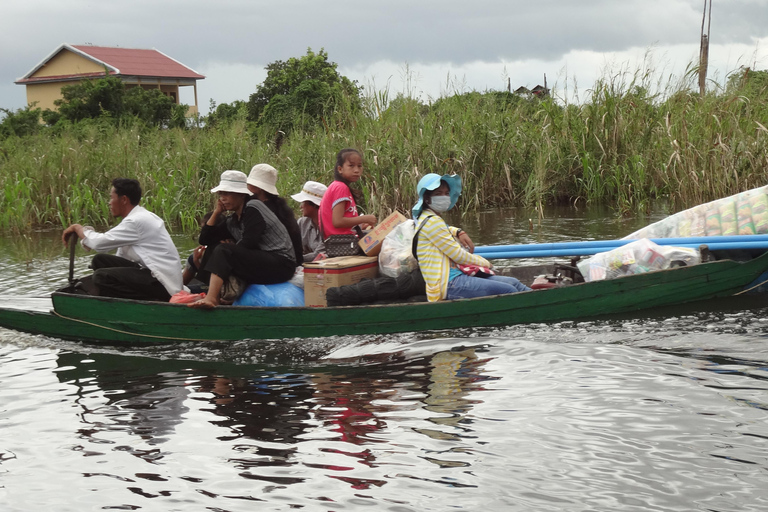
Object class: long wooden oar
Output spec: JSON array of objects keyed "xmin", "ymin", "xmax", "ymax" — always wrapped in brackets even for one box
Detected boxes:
[
  {"xmin": 475, "ymin": 234, "xmax": 768, "ymax": 258},
  {"xmin": 67, "ymin": 232, "xmax": 77, "ymax": 284}
]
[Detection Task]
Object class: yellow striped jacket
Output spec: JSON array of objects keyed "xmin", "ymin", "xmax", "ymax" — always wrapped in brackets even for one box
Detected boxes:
[{"xmin": 415, "ymin": 212, "xmax": 491, "ymax": 302}]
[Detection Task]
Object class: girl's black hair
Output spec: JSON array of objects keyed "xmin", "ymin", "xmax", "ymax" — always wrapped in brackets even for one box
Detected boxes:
[{"xmin": 333, "ymin": 148, "xmax": 362, "ymax": 184}]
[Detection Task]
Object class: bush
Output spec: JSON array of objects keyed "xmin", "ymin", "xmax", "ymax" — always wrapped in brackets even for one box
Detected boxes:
[
  {"xmin": 0, "ymin": 106, "xmax": 42, "ymax": 139},
  {"xmin": 726, "ymin": 67, "xmax": 768, "ymax": 98}
]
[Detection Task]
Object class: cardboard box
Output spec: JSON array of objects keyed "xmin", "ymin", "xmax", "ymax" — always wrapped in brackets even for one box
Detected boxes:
[
  {"xmin": 303, "ymin": 255, "xmax": 379, "ymax": 307},
  {"xmin": 358, "ymin": 211, "xmax": 407, "ymax": 256}
]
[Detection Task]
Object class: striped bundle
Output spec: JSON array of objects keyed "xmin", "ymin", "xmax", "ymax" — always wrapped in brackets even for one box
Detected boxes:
[{"xmin": 625, "ymin": 185, "xmax": 768, "ymax": 240}]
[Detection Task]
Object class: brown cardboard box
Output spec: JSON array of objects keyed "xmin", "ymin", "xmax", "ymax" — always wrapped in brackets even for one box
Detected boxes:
[
  {"xmin": 303, "ymin": 255, "xmax": 379, "ymax": 307},
  {"xmin": 358, "ymin": 211, "xmax": 407, "ymax": 256}
]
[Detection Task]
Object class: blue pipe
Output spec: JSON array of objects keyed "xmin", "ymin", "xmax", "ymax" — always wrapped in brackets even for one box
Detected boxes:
[
  {"xmin": 475, "ymin": 234, "xmax": 768, "ymax": 255},
  {"xmin": 480, "ymin": 241, "xmax": 768, "ymax": 260}
]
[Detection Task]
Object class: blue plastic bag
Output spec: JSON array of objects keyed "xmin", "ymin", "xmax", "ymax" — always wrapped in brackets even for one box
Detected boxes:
[{"xmin": 233, "ymin": 282, "xmax": 305, "ymax": 307}]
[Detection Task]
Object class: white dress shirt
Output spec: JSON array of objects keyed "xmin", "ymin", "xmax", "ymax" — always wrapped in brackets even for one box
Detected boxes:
[{"xmin": 82, "ymin": 206, "xmax": 184, "ymax": 295}]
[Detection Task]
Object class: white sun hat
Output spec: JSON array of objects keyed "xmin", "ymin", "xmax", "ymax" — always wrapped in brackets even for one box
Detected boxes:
[
  {"xmin": 211, "ymin": 170, "xmax": 251, "ymax": 194},
  {"xmin": 247, "ymin": 163, "xmax": 279, "ymax": 195},
  {"xmin": 290, "ymin": 181, "xmax": 327, "ymax": 206}
]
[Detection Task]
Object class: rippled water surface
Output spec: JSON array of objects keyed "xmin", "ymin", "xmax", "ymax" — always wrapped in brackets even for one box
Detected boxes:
[{"xmin": 2, "ymin": 206, "xmax": 768, "ymax": 511}]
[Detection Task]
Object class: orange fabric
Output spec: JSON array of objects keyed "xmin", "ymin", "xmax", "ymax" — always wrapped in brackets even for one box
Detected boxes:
[{"xmin": 170, "ymin": 291, "xmax": 206, "ymax": 303}]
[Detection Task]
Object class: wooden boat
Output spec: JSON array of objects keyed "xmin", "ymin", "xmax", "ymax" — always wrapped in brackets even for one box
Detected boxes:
[{"xmin": 1, "ymin": 251, "xmax": 768, "ymax": 345}]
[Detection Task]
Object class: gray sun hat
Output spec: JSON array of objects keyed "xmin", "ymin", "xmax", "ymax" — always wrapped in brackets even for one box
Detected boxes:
[
  {"xmin": 211, "ymin": 170, "xmax": 251, "ymax": 194},
  {"xmin": 291, "ymin": 181, "xmax": 327, "ymax": 206},
  {"xmin": 247, "ymin": 164, "xmax": 279, "ymax": 195}
]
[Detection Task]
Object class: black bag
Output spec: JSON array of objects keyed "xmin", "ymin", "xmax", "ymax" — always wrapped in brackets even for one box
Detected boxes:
[
  {"xmin": 324, "ymin": 234, "xmax": 365, "ymax": 257},
  {"xmin": 325, "ymin": 270, "xmax": 426, "ymax": 306},
  {"xmin": 220, "ymin": 275, "xmax": 247, "ymax": 304}
]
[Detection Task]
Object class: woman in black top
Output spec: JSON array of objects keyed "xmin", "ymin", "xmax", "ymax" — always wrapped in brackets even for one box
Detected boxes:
[
  {"xmin": 189, "ymin": 170, "xmax": 296, "ymax": 309},
  {"xmin": 246, "ymin": 163, "xmax": 303, "ymax": 265}
]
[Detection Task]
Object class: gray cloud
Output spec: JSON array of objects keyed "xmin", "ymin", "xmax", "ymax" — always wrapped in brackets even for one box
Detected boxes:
[{"xmin": 3, "ymin": 0, "xmax": 768, "ymax": 112}]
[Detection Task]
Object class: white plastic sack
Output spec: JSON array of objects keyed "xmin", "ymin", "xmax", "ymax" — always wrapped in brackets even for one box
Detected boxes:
[
  {"xmin": 577, "ymin": 238, "xmax": 700, "ymax": 282},
  {"xmin": 379, "ymin": 219, "xmax": 418, "ymax": 277},
  {"xmin": 289, "ymin": 267, "xmax": 304, "ymax": 289}
]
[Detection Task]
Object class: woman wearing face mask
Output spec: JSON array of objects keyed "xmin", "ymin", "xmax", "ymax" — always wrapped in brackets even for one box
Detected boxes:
[{"xmin": 413, "ymin": 173, "xmax": 530, "ymax": 302}]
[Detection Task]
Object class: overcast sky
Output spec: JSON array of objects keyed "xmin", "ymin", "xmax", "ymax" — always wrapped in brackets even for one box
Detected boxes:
[{"xmin": 3, "ymin": 0, "xmax": 768, "ymax": 115}]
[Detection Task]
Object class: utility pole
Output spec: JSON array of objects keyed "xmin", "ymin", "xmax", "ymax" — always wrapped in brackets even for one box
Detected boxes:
[{"xmin": 699, "ymin": 0, "xmax": 712, "ymax": 96}]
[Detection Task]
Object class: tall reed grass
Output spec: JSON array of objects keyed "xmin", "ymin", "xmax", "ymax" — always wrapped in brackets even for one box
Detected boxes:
[{"xmin": 1, "ymin": 62, "xmax": 767, "ymax": 234}]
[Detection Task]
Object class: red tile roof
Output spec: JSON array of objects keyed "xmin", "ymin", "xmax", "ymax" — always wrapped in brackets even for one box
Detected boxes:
[
  {"xmin": 71, "ymin": 45, "xmax": 205, "ymax": 79},
  {"xmin": 16, "ymin": 44, "xmax": 204, "ymax": 84}
]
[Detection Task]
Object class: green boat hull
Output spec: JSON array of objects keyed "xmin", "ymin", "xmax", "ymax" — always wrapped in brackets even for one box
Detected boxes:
[{"xmin": 2, "ymin": 253, "xmax": 768, "ymax": 344}]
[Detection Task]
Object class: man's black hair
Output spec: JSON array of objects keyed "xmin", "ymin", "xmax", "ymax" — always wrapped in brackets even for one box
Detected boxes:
[{"xmin": 112, "ymin": 178, "xmax": 142, "ymax": 205}]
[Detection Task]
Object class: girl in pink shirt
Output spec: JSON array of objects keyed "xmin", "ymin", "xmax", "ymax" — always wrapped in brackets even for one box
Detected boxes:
[{"xmin": 319, "ymin": 148, "xmax": 377, "ymax": 237}]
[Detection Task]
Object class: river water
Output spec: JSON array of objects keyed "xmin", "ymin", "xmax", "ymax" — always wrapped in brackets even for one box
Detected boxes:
[{"xmin": 2, "ymin": 206, "xmax": 768, "ymax": 511}]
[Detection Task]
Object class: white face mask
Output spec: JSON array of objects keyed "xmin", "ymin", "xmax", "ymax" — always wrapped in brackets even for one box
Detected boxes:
[{"xmin": 429, "ymin": 195, "xmax": 452, "ymax": 213}]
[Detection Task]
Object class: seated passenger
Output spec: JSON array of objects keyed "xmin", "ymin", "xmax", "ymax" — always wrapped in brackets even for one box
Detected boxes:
[
  {"xmin": 183, "ymin": 245, "xmax": 206, "ymax": 287},
  {"xmin": 290, "ymin": 180, "xmax": 328, "ymax": 262},
  {"xmin": 183, "ymin": 213, "xmax": 214, "ymax": 291},
  {"xmin": 61, "ymin": 178, "xmax": 183, "ymax": 301},
  {"xmin": 413, "ymin": 173, "xmax": 531, "ymax": 302},
  {"xmin": 318, "ymin": 148, "xmax": 377, "ymax": 237},
  {"xmin": 189, "ymin": 170, "xmax": 296, "ymax": 309},
  {"xmin": 246, "ymin": 164, "xmax": 303, "ymax": 266}
]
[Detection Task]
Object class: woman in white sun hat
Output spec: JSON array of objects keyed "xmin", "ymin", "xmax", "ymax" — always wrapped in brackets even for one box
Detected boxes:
[
  {"xmin": 189, "ymin": 170, "xmax": 297, "ymax": 309},
  {"xmin": 246, "ymin": 163, "xmax": 303, "ymax": 265},
  {"xmin": 291, "ymin": 180, "xmax": 328, "ymax": 261}
]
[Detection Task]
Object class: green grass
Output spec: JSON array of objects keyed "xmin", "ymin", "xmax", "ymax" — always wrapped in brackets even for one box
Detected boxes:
[{"xmin": 1, "ymin": 62, "xmax": 767, "ymax": 234}]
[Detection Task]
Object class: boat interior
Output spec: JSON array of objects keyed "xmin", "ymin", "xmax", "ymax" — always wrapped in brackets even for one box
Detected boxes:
[{"xmin": 45, "ymin": 247, "xmax": 767, "ymax": 309}]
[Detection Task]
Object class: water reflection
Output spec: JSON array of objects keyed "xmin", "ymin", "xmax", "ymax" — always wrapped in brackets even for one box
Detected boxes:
[
  {"xmin": 196, "ymin": 373, "xmax": 313, "ymax": 442},
  {"xmin": 53, "ymin": 346, "xmax": 494, "ymax": 490},
  {"xmin": 4, "ymin": 324, "xmax": 768, "ymax": 510},
  {"xmin": 55, "ymin": 353, "xmax": 190, "ymax": 465}
]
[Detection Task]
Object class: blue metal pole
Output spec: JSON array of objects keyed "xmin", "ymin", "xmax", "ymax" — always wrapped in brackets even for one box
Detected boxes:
[
  {"xmin": 480, "ymin": 241, "xmax": 768, "ymax": 259},
  {"xmin": 475, "ymin": 234, "xmax": 768, "ymax": 255}
]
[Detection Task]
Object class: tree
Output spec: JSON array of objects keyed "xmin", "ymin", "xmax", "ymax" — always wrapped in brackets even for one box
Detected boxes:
[
  {"xmin": 205, "ymin": 99, "xmax": 248, "ymax": 127},
  {"xmin": 123, "ymin": 87, "xmax": 188, "ymax": 128},
  {"xmin": 53, "ymin": 74, "xmax": 188, "ymax": 127},
  {"xmin": 246, "ymin": 48, "xmax": 362, "ymax": 131},
  {"xmin": 0, "ymin": 105, "xmax": 42, "ymax": 139},
  {"xmin": 55, "ymin": 74, "xmax": 126, "ymax": 122}
]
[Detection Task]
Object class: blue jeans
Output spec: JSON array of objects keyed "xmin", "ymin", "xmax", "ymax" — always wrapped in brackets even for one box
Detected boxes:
[{"xmin": 446, "ymin": 274, "xmax": 531, "ymax": 300}]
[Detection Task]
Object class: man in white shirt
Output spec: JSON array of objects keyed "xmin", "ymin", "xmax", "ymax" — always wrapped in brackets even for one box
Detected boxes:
[{"xmin": 62, "ymin": 178, "xmax": 184, "ymax": 301}]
